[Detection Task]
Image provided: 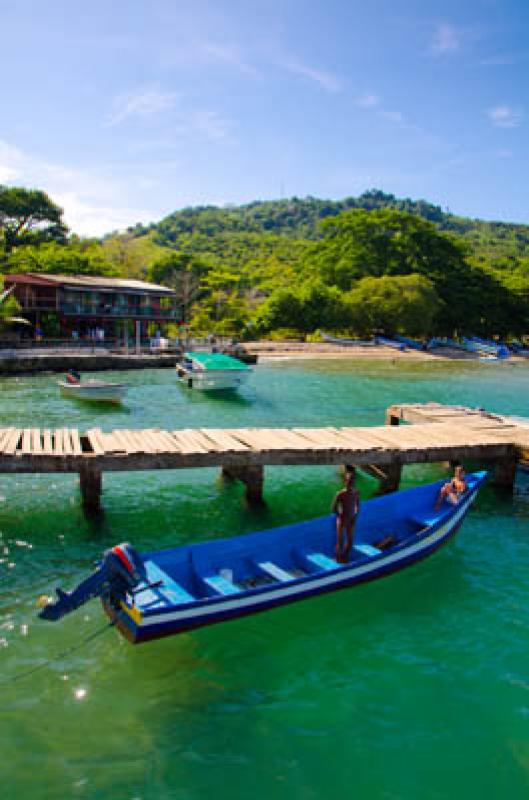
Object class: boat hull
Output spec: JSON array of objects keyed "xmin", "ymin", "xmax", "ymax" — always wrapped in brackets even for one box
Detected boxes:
[
  {"xmin": 58, "ymin": 381, "xmax": 127, "ymax": 403},
  {"xmin": 176, "ymin": 368, "xmax": 249, "ymax": 392},
  {"xmin": 107, "ymin": 477, "xmax": 484, "ymax": 644}
]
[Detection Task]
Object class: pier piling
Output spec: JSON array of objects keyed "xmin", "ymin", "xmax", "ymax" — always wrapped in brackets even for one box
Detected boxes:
[
  {"xmin": 221, "ymin": 464, "xmax": 264, "ymax": 504},
  {"xmin": 79, "ymin": 465, "xmax": 102, "ymax": 514}
]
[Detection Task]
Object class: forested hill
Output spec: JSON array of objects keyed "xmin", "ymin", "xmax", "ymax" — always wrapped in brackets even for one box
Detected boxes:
[
  {"xmin": 120, "ymin": 189, "xmax": 529, "ymax": 278},
  {"xmin": 2, "ymin": 185, "xmax": 528, "ymax": 338},
  {"xmin": 124, "ymin": 189, "xmax": 529, "ymax": 258}
]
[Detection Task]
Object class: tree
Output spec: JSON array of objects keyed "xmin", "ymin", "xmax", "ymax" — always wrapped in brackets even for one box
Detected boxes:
[
  {"xmin": 0, "ymin": 282, "xmax": 22, "ymax": 328},
  {"xmin": 344, "ymin": 274, "xmax": 442, "ymax": 336},
  {"xmin": 4, "ymin": 240, "xmax": 119, "ymax": 277},
  {"xmin": 0, "ymin": 185, "xmax": 68, "ymax": 256},
  {"xmin": 254, "ymin": 281, "xmax": 349, "ymax": 335},
  {"xmin": 148, "ymin": 252, "xmax": 207, "ymax": 322}
]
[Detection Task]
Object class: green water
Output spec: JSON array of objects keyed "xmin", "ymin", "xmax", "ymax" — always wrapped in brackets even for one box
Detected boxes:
[{"xmin": 2, "ymin": 359, "xmax": 529, "ymax": 800}]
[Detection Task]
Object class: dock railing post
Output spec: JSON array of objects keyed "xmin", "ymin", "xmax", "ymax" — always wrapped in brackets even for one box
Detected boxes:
[{"xmin": 79, "ymin": 465, "xmax": 102, "ymax": 514}]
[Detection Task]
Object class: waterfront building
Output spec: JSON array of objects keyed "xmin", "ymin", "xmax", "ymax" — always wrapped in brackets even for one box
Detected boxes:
[{"xmin": 4, "ymin": 273, "xmax": 177, "ymax": 342}]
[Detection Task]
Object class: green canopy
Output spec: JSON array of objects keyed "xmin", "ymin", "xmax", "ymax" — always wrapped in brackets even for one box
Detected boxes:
[{"xmin": 184, "ymin": 351, "xmax": 249, "ymax": 371}]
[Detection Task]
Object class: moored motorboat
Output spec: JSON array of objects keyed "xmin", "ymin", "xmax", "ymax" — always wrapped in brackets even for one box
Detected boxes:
[
  {"xmin": 38, "ymin": 472, "xmax": 487, "ymax": 644},
  {"xmin": 58, "ymin": 369, "xmax": 127, "ymax": 404},
  {"xmin": 176, "ymin": 351, "xmax": 250, "ymax": 391}
]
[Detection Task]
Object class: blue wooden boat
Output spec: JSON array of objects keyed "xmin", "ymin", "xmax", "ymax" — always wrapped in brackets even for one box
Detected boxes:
[{"xmin": 38, "ymin": 472, "xmax": 487, "ymax": 644}]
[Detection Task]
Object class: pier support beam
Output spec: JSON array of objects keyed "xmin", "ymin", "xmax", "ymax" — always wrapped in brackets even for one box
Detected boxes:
[
  {"xmin": 493, "ymin": 456, "xmax": 516, "ymax": 490},
  {"xmin": 385, "ymin": 410, "xmax": 400, "ymax": 426},
  {"xmin": 79, "ymin": 465, "xmax": 102, "ymax": 514},
  {"xmin": 221, "ymin": 465, "xmax": 264, "ymax": 504},
  {"xmin": 358, "ymin": 462, "xmax": 402, "ymax": 494}
]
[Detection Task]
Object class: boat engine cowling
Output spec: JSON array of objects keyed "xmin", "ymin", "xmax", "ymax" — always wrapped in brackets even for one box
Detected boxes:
[
  {"xmin": 102, "ymin": 543, "xmax": 146, "ymax": 595},
  {"xmin": 38, "ymin": 542, "xmax": 146, "ymax": 622}
]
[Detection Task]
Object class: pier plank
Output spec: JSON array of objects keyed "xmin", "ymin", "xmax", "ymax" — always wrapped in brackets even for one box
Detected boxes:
[
  {"xmin": 70, "ymin": 429, "xmax": 82, "ymax": 456},
  {"xmin": 199, "ymin": 429, "xmax": 250, "ymax": 452},
  {"xmin": 85, "ymin": 429, "xmax": 105, "ymax": 456},
  {"xmin": 3, "ymin": 428, "xmax": 21, "ymax": 456},
  {"xmin": 53, "ymin": 429, "xmax": 64, "ymax": 456},
  {"xmin": 171, "ymin": 430, "xmax": 211, "ymax": 454},
  {"xmin": 61, "ymin": 428, "xmax": 74, "ymax": 457},
  {"xmin": 230, "ymin": 429, "xmax": 290, "ymax": 451},
  {"xmin": 42, "ymin": 430, "xmax": 53, "ymax": 455},
  {"xmin": 109, "ymin": 429, "xmax": 132, "ymax": 454},
  {"xmin": 101, "ymin": 432, "xmax": 126, "ymax": 454},
  {"xmin": 0, "ymin": 429, "xmax": 11, "ymax": 452},
  {"xmin": 21, "ymin": 428, "xmax": 32, "ymax": 456},
  {"xmin": 31, "ymin": 428, "xmax": 43, "ymax": 454}
]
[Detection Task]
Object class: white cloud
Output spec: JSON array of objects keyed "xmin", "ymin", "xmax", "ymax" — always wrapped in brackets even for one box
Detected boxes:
[
  {"xmin": 105, "ymin": 86, "xmax": 178, "ymax": 127},
  {"xmin": 52, "ymin": 192, "xmax": 155, "ymax": 237},
  {"xmin": 431, "ymin": 23, "xmax": 460, "ymax": 55},
  {"xmin": 356, "ymin": 94, "xmax": 379, "ymax": 108},
  {"xmin": 200, "ymin": 41, "xmax": 260, "ymax": 78},
  {"xmin": 488, "ymin": 106, "xmax": 522, "ymax": 129},
  {"xmin": 0, "ymin": 141, "xmax": 27, "ymax": 182},
  {"xmin": 188, "ymin": 110, "xmax": 231, "ymax": 142},
  {"xmin": 277, "ymin": 58, "xmax": 342, "ymax": 93},
  {"xmin": 0, "ymin": 139, "xmax": 160, "ymax": 236}
]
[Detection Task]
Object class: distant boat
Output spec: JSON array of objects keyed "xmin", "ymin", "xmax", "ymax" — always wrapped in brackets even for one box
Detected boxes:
[
  {"xmin": 375, "ymin": 336, "xmax": 407, "ymax": 351},
  {"xmin": 176, "ymin": 351, "xmax": 250, "ymax": 392},
  {"xmin": 58, "ymin": 369, "xmax": 127, "ymax": 404},
  {"xmin": 320, "ymin": 333, "xmax": 375, "ymax": 346},
  {"xmin": 38, "ymin": 472, "xmax": 487, "ymax": 644},
  {"xmin": 392, "ymin": 335, "xmax": 426, "ymax": 351},
  {"xmin": 462, "ymin": 337, "xmax": 510, "ymax": 359}
]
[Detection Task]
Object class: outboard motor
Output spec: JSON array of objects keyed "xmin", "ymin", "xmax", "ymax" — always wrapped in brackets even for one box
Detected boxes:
[{"xmin": 39, "ymin": 543, "xmax": 146, "ymax": 622}]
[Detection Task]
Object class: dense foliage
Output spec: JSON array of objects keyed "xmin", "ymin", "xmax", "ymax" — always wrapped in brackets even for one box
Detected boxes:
[{"xmin": 1, "ymin": 186, "xmax": 528, "ymax": 338}]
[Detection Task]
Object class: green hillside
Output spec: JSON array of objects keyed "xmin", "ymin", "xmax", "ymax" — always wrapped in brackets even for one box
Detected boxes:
[{"xmin": 2, "ymin": 187, "xmax": 528, "ymax": 338}]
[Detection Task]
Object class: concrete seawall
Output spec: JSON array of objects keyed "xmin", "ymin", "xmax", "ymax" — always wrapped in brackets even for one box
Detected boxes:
[{"xmin": 0, "ymin": 352, "xmax": 179, "ymax": 375}]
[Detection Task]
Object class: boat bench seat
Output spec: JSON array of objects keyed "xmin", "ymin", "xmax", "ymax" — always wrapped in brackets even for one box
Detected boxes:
[
  {"xmin": 354, "ymin": 544, "xmax": 381, "ymax": 558},
  {"xmin": 256, "ymin": 561, "xmax": 294, "ymax": 582},
  {"xmin": 307, "ymin": 552, "xmax": 338, "ymax": 571},
  {"xmin": 409, "ymin": 514, "xmax": 439, "ymax": 530},
  {"xmin": 138, "ymin": 560, "xmax": 196, "ymax": 608},
  {"xmin": 203, "ymin": 574, "xmax": 240, "ymax": 596}
]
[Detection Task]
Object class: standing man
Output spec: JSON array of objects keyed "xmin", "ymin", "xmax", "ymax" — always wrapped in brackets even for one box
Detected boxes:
[{"xmin": 332, "ymin": 469, "xmax": 360, "ymax": 563}]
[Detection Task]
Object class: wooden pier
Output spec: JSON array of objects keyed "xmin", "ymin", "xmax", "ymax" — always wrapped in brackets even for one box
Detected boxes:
[
  {"xmin": 0, "ymin": 403, "xmax": 528, "ymax": 512},
  {"xmin": 0, "ymin": 403, "xmax": 529, "ymax": 511}
]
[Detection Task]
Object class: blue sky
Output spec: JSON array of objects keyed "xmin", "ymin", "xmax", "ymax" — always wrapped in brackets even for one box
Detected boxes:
[{"xmin": 0, "ymin": 0, "xmax": 527, "ymax": 235}]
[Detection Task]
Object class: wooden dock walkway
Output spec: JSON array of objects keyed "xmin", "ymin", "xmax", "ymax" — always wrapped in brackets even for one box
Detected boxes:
[{"xmin": 0, "ymin": 403, "xmax": 528, "ymax": 512}]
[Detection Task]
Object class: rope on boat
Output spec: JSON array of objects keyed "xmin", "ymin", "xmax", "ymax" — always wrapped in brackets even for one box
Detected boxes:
[{"xmin": 2, "ymin": 620, "xmax": 115, "ymax": 685}]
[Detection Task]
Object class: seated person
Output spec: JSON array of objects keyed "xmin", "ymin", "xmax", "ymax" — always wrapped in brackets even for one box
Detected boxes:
[{"xmin": 435, "ymin": 465, "xmax": 467, "ymax": 509}]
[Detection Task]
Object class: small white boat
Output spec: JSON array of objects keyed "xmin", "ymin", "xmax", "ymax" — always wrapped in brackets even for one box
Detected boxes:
[
  {"xmin": 58, "ymin": 370, "xmax": 127, "ymax": 403},
  {"xmin": 176, "ymin": 351, "xmax": 250, "ymax": 392}
]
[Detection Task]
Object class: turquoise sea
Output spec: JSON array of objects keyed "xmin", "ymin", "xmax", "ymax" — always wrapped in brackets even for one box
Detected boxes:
[{"xmin": 2, "ymin": 358, "xmax": 529, "ymax": 800}]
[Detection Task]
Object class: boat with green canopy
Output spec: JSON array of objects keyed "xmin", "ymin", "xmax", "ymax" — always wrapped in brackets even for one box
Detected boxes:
[{"xmin": 176, "ymin": 351, "xmax": 251, "ymax": 391}]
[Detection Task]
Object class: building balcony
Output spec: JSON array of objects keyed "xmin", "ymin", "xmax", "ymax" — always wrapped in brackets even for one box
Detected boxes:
[{"xmin": 58, "ymin": 303, "xmax": 177, "ymax": 319}]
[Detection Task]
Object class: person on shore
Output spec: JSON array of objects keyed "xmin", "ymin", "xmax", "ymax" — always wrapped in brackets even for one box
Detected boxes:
[
  {"xmin": 435, "ymin": 465, "xmax": 467, "ymax": 509},
  {"xmin": 332, "ymin": 469, "xmax": 360, "ymax": 563}
]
